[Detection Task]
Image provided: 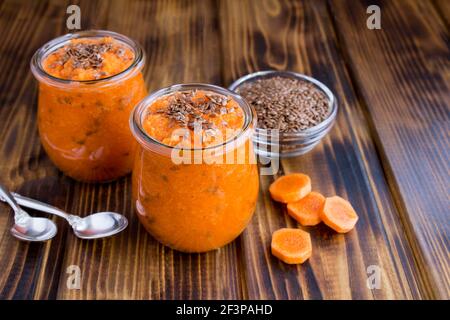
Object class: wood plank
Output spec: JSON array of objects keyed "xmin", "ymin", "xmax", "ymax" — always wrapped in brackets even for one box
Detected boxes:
[
  {"xmin": 330, "ymin": 0, "xmax": 449, "ymax": 299},
  {"xmin": 55, "ymin": 0, "xmax": 243, "ymax": 299},
  {"xmin": 0, "ymin": 0, "xmax": 71, "ymax": 300},
  {"xmin": 220, "ymin": 0, "xmax": 426, "ymax": 299},
  {"xmin": 0, "ymin": 0, "xmax": 445, "ymax": 300},
  {"xmin": 434, "ymin": 0, "xmax": 450, "ymax": 27}
]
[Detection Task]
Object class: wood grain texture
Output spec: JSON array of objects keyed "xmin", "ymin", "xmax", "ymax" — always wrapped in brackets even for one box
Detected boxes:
[
  {"xmin": 0, "ymin": 0, "xmax": 447, "ymax": 300},
  {"xmin": 220, "ymin": 0, "xmax": 429, "ymax": 299},
  {"xmin": 330, "ymin": 0, "xmax": 449, "ymax": 299},
  {"xmin": 434, "ymin": 0, "xmax": 450, "ymax": 27},
  {"xmin": 0, "ymin": 0, "xmax": 71, "ymax": 299}
]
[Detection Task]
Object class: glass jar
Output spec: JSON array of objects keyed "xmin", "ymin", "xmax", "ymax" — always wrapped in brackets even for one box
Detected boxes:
[
  {"xmin": 30, "ymin": 30, "xmax": 147, "ymax": 182},
  {"xmin": 130, "ymin": 84, "xmax": 259, "ymax": 252}
]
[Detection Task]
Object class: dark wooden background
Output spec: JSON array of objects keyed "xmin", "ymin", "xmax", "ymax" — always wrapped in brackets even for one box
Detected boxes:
[{"xmin": 0, "ymin": 0, "xmax": 448, "ymax": 299}]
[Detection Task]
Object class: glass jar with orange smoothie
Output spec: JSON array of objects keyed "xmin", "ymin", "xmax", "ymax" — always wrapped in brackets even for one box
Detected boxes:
[
  {"xmin": 30, "ymin": 30, "xmax": 147, "ymax": 182},
  {"xmin": 130, "ymin": 84, "xmax": 259, "ymax": 252}
]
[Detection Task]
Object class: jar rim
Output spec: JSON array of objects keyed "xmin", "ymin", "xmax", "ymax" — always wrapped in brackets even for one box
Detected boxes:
[
  {"xmin": 130, "ymin": 83, "xmax": 257, "ymax": 153},
  {"xmin": 30, "ymin": 30, "xmax": 145, "ymax": 87}
]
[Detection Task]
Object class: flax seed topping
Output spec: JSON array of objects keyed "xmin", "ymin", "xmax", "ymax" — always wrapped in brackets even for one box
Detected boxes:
[
  {"xmin": 143, "ymin": 90, "xmax": 245, "ymax": 148},
  {"xmin": 156, "ymin": 91, "xmax": 230, "ymax": 130},
  {"xmin": 42, "ymin": 37, "xmax": 135, "ymax": 81}
]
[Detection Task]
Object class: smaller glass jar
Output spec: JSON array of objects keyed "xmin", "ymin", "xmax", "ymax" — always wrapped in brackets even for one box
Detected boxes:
[
  {"xmin": 229, "ymin": 70, "xmax": 337, "ymax": 158},
  {"xmin": 30, "ymin": 30, "xmax": 147, "ymax": 182},
  {"xmin": 130, "ymin": 84, "xmax": 259, "ymax": 252}
]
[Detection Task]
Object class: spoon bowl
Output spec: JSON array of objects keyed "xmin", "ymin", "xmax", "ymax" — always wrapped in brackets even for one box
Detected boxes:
[
  {"xmin": 0, "ymin": 184, "xmax": 58, "ymax": 242},
  {"xmin": 10, "ymin": 216, "xmax": 58, "ymax": 242},
  {"xmin": 72, "ymin": 212, "xmax": 128, "ymax": 239}
]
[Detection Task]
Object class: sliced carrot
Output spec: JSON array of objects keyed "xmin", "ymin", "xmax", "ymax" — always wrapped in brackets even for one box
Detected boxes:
[
  {"xmin": 271, "ymin": 228, "xmax": 312, "ymax": 264},
  {"xmin": 287, "ymin": 191, "xmax": 325, "ymax": 226},
  {"xmin": 320, "ymin": 196, "xmax": 359, "ymax": 233},
  {"xmin": 269, "ymin": 173, "xmax": 311, "ymax": 203}
]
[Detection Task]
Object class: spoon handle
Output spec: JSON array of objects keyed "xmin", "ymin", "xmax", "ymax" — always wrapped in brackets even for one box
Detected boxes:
[
  {"xmin": 0, "ymin": 193, "xmax": 83, "ymax": 227},
  {"xmin": 0, "ymin": 183, "xmax": 30, "ymax": 225},
  {"xmin": 0, "ymin": 184, "xmax": 21, "ymax": 212},
  {"xmin": 7, "ymin": 192, "xmax": 70, "ymax": 220}
]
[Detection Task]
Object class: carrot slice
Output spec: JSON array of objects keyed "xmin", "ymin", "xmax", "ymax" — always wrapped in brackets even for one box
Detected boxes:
[
  {"xmin": 320, "ymin": 196, "xmax": 359, "ymax": 233},
  {"xmin": 287, "ymin": 191, "xmax": 325, "ymax": 226},
  {"xmin": 271, "ymin": 228, "xmax": 312, "ymax": 264},
  {"xmin": 269, "ymin": 173, "xmax": 311, "ymax": 203}
]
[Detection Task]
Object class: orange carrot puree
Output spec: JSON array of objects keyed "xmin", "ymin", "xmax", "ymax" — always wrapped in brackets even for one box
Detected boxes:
[
  {"xmin": 37, "ymin": 36, "xmax": 147, "ymax": 182},
  {"xmin": 132, "ymin": 89, "xmax": 259, "ymax": 252}
]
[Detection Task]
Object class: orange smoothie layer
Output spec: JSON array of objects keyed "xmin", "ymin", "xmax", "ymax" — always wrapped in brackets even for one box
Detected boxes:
[
  {"xmin": 42, "ymin": 37, "xmax": 134, "ymax": 81},
  {"xmin": 133, "ymin": 88, "xmax": 258, "ymax": 252},
  {"xmin": 143, "ymin": 90, "xmax": 245, "ymax": 148},
  {"xmin": 35, "ymin": 36, "xmax": 147, "ymax": 182}
]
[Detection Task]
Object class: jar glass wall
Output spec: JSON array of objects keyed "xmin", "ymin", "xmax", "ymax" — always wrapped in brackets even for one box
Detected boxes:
[
  {"xmin": 31, "ymin": 30, "xmax": 147, "ymax": 182},
  {"xmin": 130, "ymin": 84, "xmax": 259, "ymax": 252}
]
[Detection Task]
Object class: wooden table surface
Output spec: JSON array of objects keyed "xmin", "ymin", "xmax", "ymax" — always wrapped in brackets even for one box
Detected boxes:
[{"xmin": 0, "ymin": 0, "xmax": 448, "ymax": 300}]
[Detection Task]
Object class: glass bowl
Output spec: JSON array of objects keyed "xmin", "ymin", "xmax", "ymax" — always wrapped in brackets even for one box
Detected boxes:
[{"xmin": 229, "ymin": 70, "xmax": 338, "ymax": 158}]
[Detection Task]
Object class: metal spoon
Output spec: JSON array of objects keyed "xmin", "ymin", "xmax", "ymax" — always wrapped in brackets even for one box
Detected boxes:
[
  {"xmin": 0, "ymin": 184, "xmax": 57, "ymax": 241},
  {"xmin": 1, "ymin": 192, "xmax": 128, "ymax": 239}
]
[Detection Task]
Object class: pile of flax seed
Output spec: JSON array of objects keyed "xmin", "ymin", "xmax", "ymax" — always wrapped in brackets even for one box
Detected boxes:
[{"xmin": 236, "ymin": 76, "xmax": 329, "ymax": 132}]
